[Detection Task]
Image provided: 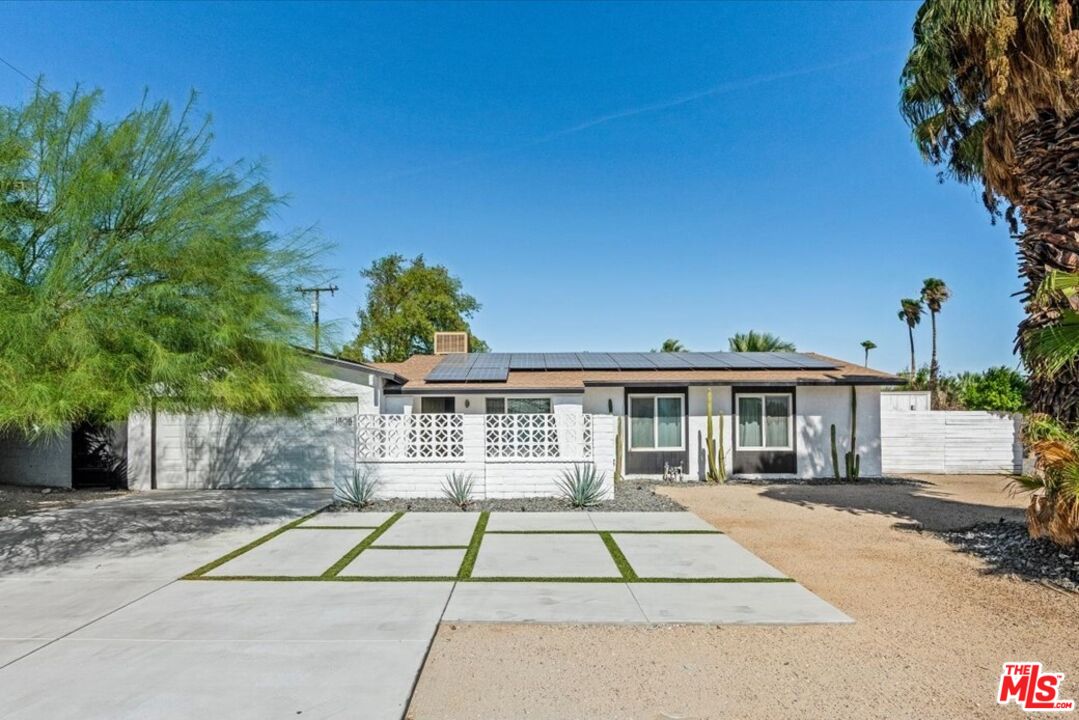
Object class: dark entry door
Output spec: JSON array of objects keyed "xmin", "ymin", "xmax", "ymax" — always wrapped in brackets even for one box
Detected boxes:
[{"xmin": 71, "ymin": 422, "xmax": 129, "ymax": 489}]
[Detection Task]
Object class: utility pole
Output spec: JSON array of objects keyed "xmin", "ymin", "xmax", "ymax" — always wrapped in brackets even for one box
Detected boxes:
[{"xmin": 294, "ymin": 285, "xmax": 338, "ymax": 352}]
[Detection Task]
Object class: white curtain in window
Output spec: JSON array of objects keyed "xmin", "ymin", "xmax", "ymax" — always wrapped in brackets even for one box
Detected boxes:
[
  {"xmin": 629, "ymin": 397, "xmax": 655, "ymax": 449},
  {"xmin": 765, "ymin": 396, "xmax": 790, "ymax": 447},
  {"xmin": 656, "ymin": 397, "xmax": 682, "ymax": 448},
  {"xmin": 738, "ymin": 397, "xmax": 763, "ymax": 447},
  {"xmin": 485, "ymin": 398, "xmax": 506, "ymax": 414}
]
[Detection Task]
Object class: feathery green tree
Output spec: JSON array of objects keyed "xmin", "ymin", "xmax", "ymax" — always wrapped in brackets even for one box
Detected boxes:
[
  {"xmin": 343, "ymin": 254, "xmax": 488, "ymax": 362},
  {"xmin": 0, "ymin": 85, "xmax": 320, "ymax": 436}
]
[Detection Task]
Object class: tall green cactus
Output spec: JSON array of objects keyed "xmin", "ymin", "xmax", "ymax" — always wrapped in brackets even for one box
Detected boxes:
[
  {"xmin": 830, "ymin": 424, "xmax": 841, "ymax": 480},
  {"xmin": 717, "ymin": 411, "xmax": 727, "ymax": 482},
  {"xmin": 705, "ymin": 388, "xmax": 719, "ymax": 483},
  {"xmin": 614, "ymin": 416, "xmax": 624, "ymax": 483},
  {"xmin": 843, "ymin": 387, "xmax": 860, "ymax": 480}
]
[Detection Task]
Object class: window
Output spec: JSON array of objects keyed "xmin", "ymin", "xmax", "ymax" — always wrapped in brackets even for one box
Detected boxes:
[
  {"xmin": 484, "ymin": 397, "xmax": 552, "ymax": 414},
  {"xmin": 736, "ymin": 393, "xmax": 792, "ymax": 450},
  {"xmin": 628, "ymin": 394, "xmax": 684, "ymax": 451}
]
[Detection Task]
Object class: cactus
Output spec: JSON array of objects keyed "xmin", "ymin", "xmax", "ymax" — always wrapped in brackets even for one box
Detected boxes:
[
  {"xmin": 830, "ymin": 424, "xmax": 841, "ymax": 481},
  {"xmin": 843, "ymin": 386, "xmax": 860, "ymax": 480},
  {"xmin": 705, "ymin": 388, "xmax": 719, "ymax": 483},
  {"xmin": 717, "ymin": 411, "xmax": 727, "ymax": 482},
  {"xmin": 614, "ymin": 416, "xmax": 624, "ymax": 483}
]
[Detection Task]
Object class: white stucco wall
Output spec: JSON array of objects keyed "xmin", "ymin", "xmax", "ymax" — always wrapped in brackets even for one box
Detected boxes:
[
  {"xmin": 0, "ymin": 431, "xmax": 73, "ymax": 488},
  {"xmin": 128, "ymin": 370, "xmax": 377, "ymax": 490},
  {"xmin": 686, "ymin": 386, "xmax": 734, "ymax": 481},
  {"xmin": 796, "ymin": 386, "xmax": 882, "ymax": 479}
]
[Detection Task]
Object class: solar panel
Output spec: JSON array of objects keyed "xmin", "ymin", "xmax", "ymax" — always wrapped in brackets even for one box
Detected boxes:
[
  {"xmin": 577, "ymin": 352, "xmax": 615, "ymax": 368},
  {"xmin": 607, "ymin": 353, "xmax": 654, "ymax": 369},
  {"xmin": 509, "ymin": 353, "xmax": 546, "ymax": 370},
  {"xmin": 544, "ymin": 353, "xmax": 582, "ymax": 370},
  {"xmin": 425, "ymin": 354, "xmax": 477, "ymax": 381},
  {"xmin": 645, "ymin": 352, "xmax": 693, "ymax": 368},
  {"xmin": 465, "ymin": 365, "xmax": 510, "ymax": 381},
  {"xmin": 776, "ymin": 352, "xmax": 836, "ymax": 369},
  {"xmin": 680, "ymin": 352, "xmax": 731, "ymax": 368}
]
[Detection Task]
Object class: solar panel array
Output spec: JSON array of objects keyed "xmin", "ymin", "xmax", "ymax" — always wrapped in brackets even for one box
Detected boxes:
[{"xmin": 424, "ymin": 352, "xmax": 837, "ymax": 382}]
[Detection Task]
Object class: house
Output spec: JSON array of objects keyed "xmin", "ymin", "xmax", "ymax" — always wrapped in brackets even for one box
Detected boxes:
[{"xmin": 8, "ymin": 335, "xmax": 901, "ymax": 496}]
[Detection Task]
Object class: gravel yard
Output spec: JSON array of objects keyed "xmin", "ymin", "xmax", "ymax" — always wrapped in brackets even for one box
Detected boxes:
[
  {"xmin": 408, "ymin": 474, "xmax": 1079, "ymax": 720},
  {"xmin": 327, "ymin": 480, "xmax": 685, "ymax": 513}
]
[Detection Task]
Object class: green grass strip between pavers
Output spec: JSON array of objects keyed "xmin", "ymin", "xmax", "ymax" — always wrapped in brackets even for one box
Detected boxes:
[
  {"xmin": 600, "ymin": 532, "xmax": 639, "ymax": 581},
  {"xmin": 485, "ymin": 529, "xmax": 722, "ymax": 535},
  {"xmin": 320, "ymin": 512, "xmax": 404, "ymax": 578},
  {"xmin": 366, "ymin": 545, "xmax": 470, "ymax": 550},
  {"xmin": 182, "ymin": 510, "xmax": 324, "ymax": 579},
  {"xmin": 456, "ymin": 511, "xmax": 489, "ymax": 579},
  {"xmin": 293, "ymin": 525, "xmax": 384, "ymax": 530},
  {"xmin": 190, "ymin": 575, "xmax": 796, "ymax": 584}
]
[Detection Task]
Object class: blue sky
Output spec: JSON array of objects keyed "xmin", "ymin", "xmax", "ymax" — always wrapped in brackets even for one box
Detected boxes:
[{"xmin": 0, "ymin": 1, "xmax": 1023, "ymax": 373}]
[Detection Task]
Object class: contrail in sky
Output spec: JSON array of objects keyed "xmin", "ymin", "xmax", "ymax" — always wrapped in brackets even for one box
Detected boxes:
[{"xmin": 366, "ymin": 45, "xmax": 900, "ymax": 185}]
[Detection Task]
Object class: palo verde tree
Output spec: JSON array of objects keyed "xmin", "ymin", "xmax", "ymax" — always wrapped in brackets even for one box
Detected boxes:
[
  {"xmin": 900, "ymin": 0, "xmax": 1079, "ymax": 422},
  {"xmin": 0, "ymin": 85, "xmax": 321, "ymax": 436},
  {"xmin": 343, "ymin": 254, "xmax": 488, "ymax": 362}
]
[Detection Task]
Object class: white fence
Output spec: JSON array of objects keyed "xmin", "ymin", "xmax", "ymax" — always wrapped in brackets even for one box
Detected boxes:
[
  {"xmin": 881, "ymin": 411, "xmax": 1024, "ymax": 475},
  {"xmin": 353, "ymin": 413, "xmax": 615, "ymax": 499}
]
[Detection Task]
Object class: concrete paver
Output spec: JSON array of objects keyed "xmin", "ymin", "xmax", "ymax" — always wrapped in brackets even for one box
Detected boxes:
[
  {"xmin": 587, "ymin": 511, "xmax": 718, "ymax": 532},
  {"xmin": 445, "ymin": 582, "xmax": 647, "ymax": 623},
  {"xmin": 206, "ymin": 528, "xmax": 371, "ymax": 577},
  {"xmin": 614, "ymin": 533, "xmax": 787, "ymax": 579},
  {"xmin": 340, "ymin": 548, "xmax": 466, "ymax": 577},
  {"xmin": 299, "ymin": 511, "xmax": 396, "ymax": 528},
  {"xmin": 373, "ymin": 512, "xmax": 480, "ymax": 547},
  {"xmin": 629, "ymin": 582, "xmax": 853, "ymax": 624},
  {"xmin": 485, "ymin": 512, "xmax": 596, "ymax": 532},
  {"xmin": 471, "ymin": 533, "xmax": 621, "ymax": 578}
]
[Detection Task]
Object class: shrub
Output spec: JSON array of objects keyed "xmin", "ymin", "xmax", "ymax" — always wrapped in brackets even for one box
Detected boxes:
[
  {"xmin": 441, "ymin": 471, "xmax": 476, "ymax": 510},
  {"xmin": 335, "ymin": 465, "xmax": 380, "ymax": 508},
  {"xmin": 1010, "ymin": 414, "xmax": 1079, "ymax": 546},
  {"xmin": 556, "ymin": 464, "xmax": 607, "ymax": 507}
]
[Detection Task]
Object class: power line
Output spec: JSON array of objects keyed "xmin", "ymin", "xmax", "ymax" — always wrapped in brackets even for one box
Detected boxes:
[
  {"xmin": 295, "ymin": 285, "xmax": 338, "ymax": 352},
  {"xmin": 0, "ymin": 54, "xmax": 38, "ymax": 86}
]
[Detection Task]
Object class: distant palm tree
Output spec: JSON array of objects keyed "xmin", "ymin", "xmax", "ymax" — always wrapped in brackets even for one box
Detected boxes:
[
  {"xmin": 898, "ymin": 298, "xmax": 923, "ymax": 377},
  {"xmin": 657, "ymin": 338, "xmax": 686, "ymax": 352},
  {"xmin": 921, "ymin": 278, "xmax": 951, "ymax": 395},
  {"xmin": 860, "ymin": 340, "xmax": 877, "ymax": 367},
  {"xmin": 728, "ymin": 331, "xmax": 796, "ymax": 353}
]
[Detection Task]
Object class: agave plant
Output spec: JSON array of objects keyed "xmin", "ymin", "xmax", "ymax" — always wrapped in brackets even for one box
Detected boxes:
[
  {"xmin": 1009, "ymin": 414, "xmax": 1079, "ymax": 546},
  {"xmin": 556, "ymin": 464, "xmax": 607, "ymax": 508},
  {"xmin": 334, "ymin": 465, "xmax": 380, "ymax": 508},
  {"xmin": 441, "ymin": 471, "xmax": 476, "ymax": 510}
]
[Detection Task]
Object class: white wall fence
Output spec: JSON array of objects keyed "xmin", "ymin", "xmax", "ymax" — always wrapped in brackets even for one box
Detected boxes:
[
  {"xmin": 353, "ymin": 413, "xmax": 613, "ymax": 499},
  {"xmin": 881, "ymin": 410, "xmax": 1024, "ymax": 475}
]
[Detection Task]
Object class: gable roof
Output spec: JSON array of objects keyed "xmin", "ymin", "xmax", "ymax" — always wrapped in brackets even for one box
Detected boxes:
[{"xmin": 371, "ymin": 352, "xmax": 902, "ymax": 394}]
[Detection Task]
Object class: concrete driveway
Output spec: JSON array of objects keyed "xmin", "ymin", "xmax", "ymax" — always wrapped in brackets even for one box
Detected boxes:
[{"xmin": 0, "ymin": 496, "xmax": 848, "ymax": 720}]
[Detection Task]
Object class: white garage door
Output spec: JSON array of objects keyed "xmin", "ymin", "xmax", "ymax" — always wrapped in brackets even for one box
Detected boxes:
[{"xmin": 154, "ymin": 399, "xmax": 357, "ymax": 489}]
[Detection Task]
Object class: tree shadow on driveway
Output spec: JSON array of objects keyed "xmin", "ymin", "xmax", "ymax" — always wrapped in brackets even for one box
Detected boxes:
[
  {"xmin": 756, "ymin": 476, "xmax": 1023, "ymax": 533},
  {"xmin": 0, "ymin": 490, "xmax": 331, "ymax": 576}
]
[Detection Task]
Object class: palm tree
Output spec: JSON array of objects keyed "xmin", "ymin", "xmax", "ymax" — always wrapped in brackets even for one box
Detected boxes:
[
  {"xmin": 728, "ymin": 331, "xmax": 796, "ymax": 352},
  {"xmin": 1027, "ymin": 271, "xmax": 1079, "ymax": 376},
  {"xmin": 920, "ymin": 278, "xmax": 951, "ymax": 395},
  {"xmin": 898, "ymin": 299, "xmax": 923, "ymax": 377},
  {"xmin": 860, "ymin": 340, "xmax": 877, "ymax": 367},
  {"xmin": 901, "ymin": 1, "xmax": 1079, "ymax": 423},
  {"xmin": 656, "ymin": 338, "xmax": 686, "ymax": 352}
]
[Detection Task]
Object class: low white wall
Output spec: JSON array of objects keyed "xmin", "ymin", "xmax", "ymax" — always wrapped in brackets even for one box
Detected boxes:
[
  {"xmin": 360, "ymin": 415, "xmax": 617, "ymax": 499},
  {"xmin": 881, "ymin": 410, "xmax": 1023, "ymax": 474},
  {"xmin": 383, "ymin": 393, "xmax": 583, "ymax": 415},
  {"xmin": 0, "ymin": 431, "xmax": 73, "ymax": 488},
  {"xmin": 797, "ymin": 386, "xmax": 883, "ymax": 479}
]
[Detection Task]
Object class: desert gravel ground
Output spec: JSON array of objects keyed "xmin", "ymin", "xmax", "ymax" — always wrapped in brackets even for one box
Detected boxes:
[{"xmin": 407, "ymin": 475, "xmax": 1079, "ymax": 720}]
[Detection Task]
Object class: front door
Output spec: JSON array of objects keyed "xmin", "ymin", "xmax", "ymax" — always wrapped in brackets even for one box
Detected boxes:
[
  {"xmin": 419, "ymin": 396, "xmax": 456, "ymax": 413},
  {"xmin": 624, "ymin": 387, "xmax": 688, "ymax": 475}
]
